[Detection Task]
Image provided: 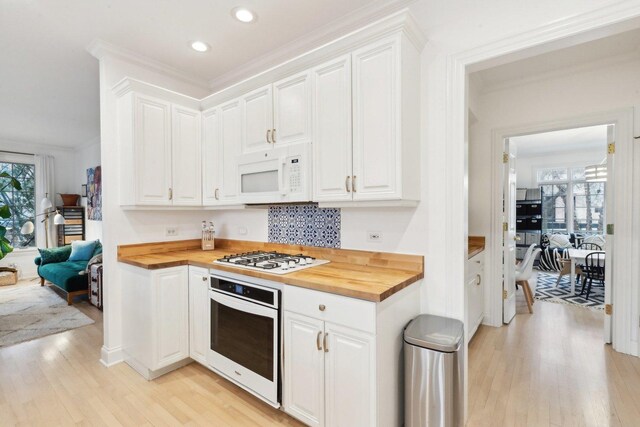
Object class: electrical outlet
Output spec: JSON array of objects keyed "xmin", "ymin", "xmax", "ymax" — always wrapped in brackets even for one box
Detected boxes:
[
  {"xmin": 237, "ymin": 226, "xmax": 248, "ymax": 236},
  {"xmin": 166, "ymin": 227, "xmax": 179, "ymax": 237},
  {"xmin": 368, "ymin": 232, "xmax": 382, "ymax": 242}
]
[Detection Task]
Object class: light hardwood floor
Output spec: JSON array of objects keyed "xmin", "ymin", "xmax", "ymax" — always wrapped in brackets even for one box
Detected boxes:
[
  {"xmin": 2, "ymin": 280, "xmax": 639, "ymax": 426},
  {"xmin": 467, "ymin": 277, "xmax": 640, "ymax": 427},
  {"xmin": 0, "ymin": 280, "xmax": 303, "ymax": 426}
]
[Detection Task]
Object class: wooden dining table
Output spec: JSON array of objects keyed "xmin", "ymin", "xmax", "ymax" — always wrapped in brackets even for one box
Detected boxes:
[{"xmin": 567, "ymin": 249, "xmax": 605, "ymax": 294}]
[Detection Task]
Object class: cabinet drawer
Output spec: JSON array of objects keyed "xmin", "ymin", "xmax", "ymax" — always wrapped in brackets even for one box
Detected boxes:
[
  {"xmin": 467, "ymin": 252, "xmax": 484, "ymax": 277},
  {"xmin": 283, "ymin": 285, "xmax": 376, "ymax": 334}
]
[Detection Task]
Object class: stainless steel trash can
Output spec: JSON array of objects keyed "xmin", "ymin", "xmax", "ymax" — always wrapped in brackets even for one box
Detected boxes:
[{"xmin": 404, "ymin": 314, "xmax": 464, "ymax": 427}]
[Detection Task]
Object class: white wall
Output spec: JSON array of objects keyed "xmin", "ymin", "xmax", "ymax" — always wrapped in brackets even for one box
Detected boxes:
[{"xmin": 74, "ymin": 138, "xmax": 103, "ymax": 242}]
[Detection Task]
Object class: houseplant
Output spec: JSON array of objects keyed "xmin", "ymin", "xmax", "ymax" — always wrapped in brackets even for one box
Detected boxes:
[{"xmin": 0, "ymin": 171, "xmax": 22, "ymax": 261}]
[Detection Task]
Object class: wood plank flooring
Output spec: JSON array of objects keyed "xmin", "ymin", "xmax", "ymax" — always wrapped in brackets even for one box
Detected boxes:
[
  {"xmin": 2, "ymin": 280, "xmax": 639, "ymax": 426},
  {"xmin": 467, "ymin": 285, "xmax": 640, "ymax": 427}
]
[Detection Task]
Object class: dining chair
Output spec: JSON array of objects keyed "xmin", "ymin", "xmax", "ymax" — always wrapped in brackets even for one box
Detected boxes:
[
  {"xmin": 555, "ymin": 250, "xmax": 576, "ymax": 287},
  {"xmin": 578, "ymin": 242, "xmax": 603, "ymax": 251},
  {"xmin": 515, "ymin": 248, "xmax": 541, "ymax": 314},
  {"xmin": 580, "ymin": 252, "xmax": 605, "ymax": 301},
  {"xmin": 516, "ymin": 243, "xmax": 537, "ymax": 271}
]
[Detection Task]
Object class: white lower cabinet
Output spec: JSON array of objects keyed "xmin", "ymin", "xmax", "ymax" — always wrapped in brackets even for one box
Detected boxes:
[
  {"xmin": 188, "ymin": 266, "xmax": 210, "ymax": 365},
  {"xmin": 121, "ymin": 265, "xmax": 190, "ymax": 379},
  {"xmin": 465, "ymin": 252, "xmax": 485, "ymax": 341},
  {"xmin": 283, "ymin": 284, "xmax": 417, "ymax": 427}
]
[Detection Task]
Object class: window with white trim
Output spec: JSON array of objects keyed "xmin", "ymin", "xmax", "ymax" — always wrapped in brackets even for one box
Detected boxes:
[
  {"xmin": 537, "ymin": 167, "xmax": 605, "ymax": 234},
  {"xmin": 0, "ymin": 155, "xmax": 36, "ymax": 248}
]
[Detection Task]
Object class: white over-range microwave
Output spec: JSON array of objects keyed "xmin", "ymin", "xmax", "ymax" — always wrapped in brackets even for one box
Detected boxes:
[{"xmin": 237, "ymin": 144, "xmax": 311, "ymax": 204}]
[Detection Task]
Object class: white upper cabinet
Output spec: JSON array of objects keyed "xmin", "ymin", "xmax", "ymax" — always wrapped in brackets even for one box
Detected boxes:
[
  {"xmin": 312, "ymin": 55, "xmax": 353, "ymax": 202},
  {"xmin": 133, "ymin": 94, "xmax": 173, "ymax": 205},
  {"xmin": 115, "ymin": 80, "xmax": 202, "ymax": 207},
  {"xmin": 201, "ymin": 108, "xmax": 220, "ymax": 205},
  {"xmin": 218, "ymin": 99, "xmax": 242, "ymax": 202},
  {"xmin": 273, "ymin": 70, "xmax": 312, "ymax": 146},
  {"xmin": 242, "ymin": 85, "xmax": 273, "ymax": 153},
  {"xmin": 171, "ymin": 105, "xmax": 202, "ymax": 205}
]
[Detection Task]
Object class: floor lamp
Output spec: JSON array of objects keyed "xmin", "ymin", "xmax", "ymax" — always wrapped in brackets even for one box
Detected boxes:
[{"xmin": 20, "ymin": 195, "xmax": 66, "ymax": 248}]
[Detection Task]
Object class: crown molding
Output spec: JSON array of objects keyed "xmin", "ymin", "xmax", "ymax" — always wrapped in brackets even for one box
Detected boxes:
[
  {"xmin": 0, "ymin": 137, "xmax": 76, "ymax": 153},
  {"xmin": 207, "ymin": 0, "xmax": 422, "ymax": 91},
  {"xmin": 87, "ymin": 39, "xmax": 210, "ymax": 91},
  {"xmin": 112, "ymin": 77, "xmax": 201, "ymax": 109},
  {"xmin": 201, "ymin": 8, "xmax": 426, "ymax": 108}
]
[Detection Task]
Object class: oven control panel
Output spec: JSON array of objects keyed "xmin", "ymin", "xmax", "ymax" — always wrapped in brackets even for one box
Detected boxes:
[{"xmin": 211, "ymin": 277, "xmax": 276, "ymax": 306}]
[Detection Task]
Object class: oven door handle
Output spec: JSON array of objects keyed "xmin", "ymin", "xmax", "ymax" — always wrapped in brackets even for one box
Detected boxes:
[{"xmin": 209, "ymin": 290, "xmax": 277, "ymax": 319}]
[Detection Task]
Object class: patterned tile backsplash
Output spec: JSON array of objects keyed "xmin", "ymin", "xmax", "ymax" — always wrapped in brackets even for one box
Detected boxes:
[{"xmin": 268, "ymin": 205, "xmax": 341, "ymax": 248}]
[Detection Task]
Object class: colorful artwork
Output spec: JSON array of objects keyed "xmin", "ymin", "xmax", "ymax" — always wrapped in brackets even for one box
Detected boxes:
[{"xmin": 87, "ymin": 166, "xmax": 102, "ymax": 221}]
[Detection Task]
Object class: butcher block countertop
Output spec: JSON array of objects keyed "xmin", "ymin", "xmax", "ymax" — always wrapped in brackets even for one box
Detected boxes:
[
  {"xmin": 468, "ymin": 236, "xmax": 486, "ymax": 259},
  {"xmin": 118, "ymin": 239, "xmax": 424, "ymax": 303}
]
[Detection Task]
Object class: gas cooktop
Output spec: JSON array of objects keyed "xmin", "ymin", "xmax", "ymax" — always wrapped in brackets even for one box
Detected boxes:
[{"xmin": 213, "ymin": 251, "xmax": 330, "ymax": 275}]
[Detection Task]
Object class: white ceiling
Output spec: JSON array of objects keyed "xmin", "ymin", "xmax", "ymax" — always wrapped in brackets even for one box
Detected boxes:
[
  {"xmin": 0, "ymin": 0, "xmax": 409, "ymax": 148},
  {"xmin": 512, "ymin": 125, "xmax": 608, "ymax": 158},
  {"xmin": 474, "ymin": 27, "xmax": 640, "ymax": 91}
]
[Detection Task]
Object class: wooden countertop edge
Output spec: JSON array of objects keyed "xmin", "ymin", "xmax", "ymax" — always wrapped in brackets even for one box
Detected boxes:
[
  {"xmin": 468, "ymin": 235, "xmax": 486, "ymax": 259},
  {"xmin": 117, "ymin": 256, "xmax": 424, "ymax": 303}
]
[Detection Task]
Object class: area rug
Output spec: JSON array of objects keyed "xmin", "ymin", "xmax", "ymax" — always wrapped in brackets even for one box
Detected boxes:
[
  {"xmin": 534, "ymin": 272, "xmax": 604, "ymax": 310},
  {"xmin": 0, "ymin": 284, "xmax": 94, "ymax": 348}
]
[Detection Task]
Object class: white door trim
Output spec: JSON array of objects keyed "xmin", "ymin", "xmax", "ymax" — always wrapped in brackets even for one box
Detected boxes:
[
  {"xmin": 447, "ymin": 4, "xmax": 640, "ymax": 418},
  {"xmin": 485, "ymin": 109, "xmax": 635, "ymax": 357}
]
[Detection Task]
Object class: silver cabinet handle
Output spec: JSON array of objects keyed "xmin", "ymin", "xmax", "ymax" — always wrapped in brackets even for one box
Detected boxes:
[
  {"xmin": 169, "ymin": 188, "xmax": 173, "ymax": 200},
  {"xmin": 352, "ymin": 176, "xmax": 357, "ymax": 192},
  {"xmin": 272, "ymin": 128, "xmax": 276, "ymax": 143},
  {"xmin": 319, "ymin": 304, "xmax": 326, "ymax": 312},
  {"xmin": 266, "ymin": 129, "xmax": 272, "ymax": 143},
  {"xmin": 476, "ymin": 274, "xmax": 482, "ymax": 286},
  {"xmin": 323, "ymin": 332, "xmax": 329, "ymax": 352},
  {"xmin": 202, "ymin": 276, "xmax": 208, "ymax": 282},
  {"xmin": 214, "ymin": 188, "xmax": 219, "ymax": 200},
  {"xmin": 345, "ymin": 176, "xmax": 351, "ymax": 193},
  {"xmin": 316, "ymin": 331, "xmax": 323, "ymax": 351}
]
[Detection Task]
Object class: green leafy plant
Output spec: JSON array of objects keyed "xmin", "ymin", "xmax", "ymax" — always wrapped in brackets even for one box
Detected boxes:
[{"xmin": 0, "ymin": 172, "xmax": 22, "ymax": 260}]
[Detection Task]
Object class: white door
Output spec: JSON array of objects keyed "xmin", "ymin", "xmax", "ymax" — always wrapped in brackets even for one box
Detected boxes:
[
  {"xmin": 503, "ymin": 138, "xmax": 517, "ymax": 324},
  {"xmin": 604, "ymin": 124, "xmax": 614, "ymax": 343},
  {"xmin": 134, "ymin": 94, "xmax": 172, "ymax": 205},
  {"xmin": 171, "ymin": 105, "xmax": 202, "ymax": 205},
  {"xmin": 188, "ymin": 267, "xmax": 210, "ymax": 365},
  {"xmin": 324, "ymin": 322, "xmax": 375, "ymax": 427},
  {"xmin": 352, "ymin": 36, "xmax": 400, "ymax": 200},
  {"xmin": 218, "ymin": 99, "xmax": 242, "ymax": 202},
  {"xmin": 154, "ymin": 267, "xmax": 189, "ymax": 369},
  {"xmin": 242, "ymin": 85, "xmax": 273, "ymax": 153},
  {"xmin": 312, "ymin": 55, "xmax": 353, "ymax": 202},
  {"xmin": 273, "ymin": 70, "xmax": 312, "ymax": 146},
  {"xmin": 284, "ymin": 311, "xmax": 325, "ymax": 427},
  {"xmin": 201, "ymin": 108, "xmax": 220, "ymax": 205}
]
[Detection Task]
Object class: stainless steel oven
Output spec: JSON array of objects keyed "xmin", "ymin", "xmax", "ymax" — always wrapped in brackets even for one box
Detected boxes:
[{"xmin": 207, "ymin": 273, "xmax": 280, "ymax": 407}]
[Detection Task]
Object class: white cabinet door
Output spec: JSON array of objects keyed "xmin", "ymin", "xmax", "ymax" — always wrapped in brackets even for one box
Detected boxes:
[
  {"xmin": 153, "ymin": 267, "xmax": 189, "ymax": 369},
  {"xmin": 188, "ymin": 267, "xmax": 210, "ymax": 365},
  {"xmin": 284, "ymin": 311, "xmax": 325, "ymax": 427},
  {"xmin": 201, "ymin": 108, "xmax": 220, "ymax": 205},
  {"xmin": 242, "ymin": 85, "xmax": 273, "ymax": 153},
  {"xmin": 324, "ymin": 322, "xmax": 376, "ymax": 427},
  {"xmin": 352, "ymin": 36, "xmax": 401, "ymax": 200},
  {"xmin": 466, "ymin": 268, "xmax": 484, "ymax": 341},
  {"xmin": 134, "ymin": 94, "xmax": 172, "ymax": 205},
  {"xmin": 171, "ymin": 105, "xmax": 202, "ymax": 205},
  {"xmin": 312, "ymin": 55, "xmax": 353, "ymax": 202},
  {"xmin": 273, "ymin": 71, "xmax": 311, "ymax": 146},
  {"xmin": 219, "ymin": 99, "xmax": 242, "ymax": 202}
]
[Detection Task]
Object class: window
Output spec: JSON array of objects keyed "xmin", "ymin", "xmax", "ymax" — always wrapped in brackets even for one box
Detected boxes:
[
  {"xmin": 0, "ymin": 161, "xmax": 36, "ymax": 248},
  {"xmin": 537, "ymin": 166, "xmax": 605, "ymax": 234}
]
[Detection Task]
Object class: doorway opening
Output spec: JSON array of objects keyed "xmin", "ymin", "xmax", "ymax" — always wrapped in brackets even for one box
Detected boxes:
[{"xmin": 501, "ymin": 124, "xmax": 612, "ymax": 338}]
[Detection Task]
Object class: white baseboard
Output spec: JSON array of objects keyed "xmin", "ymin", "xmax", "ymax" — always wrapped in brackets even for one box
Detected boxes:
[{"xmin": 100, "ymin": 345, "xmax": 124, "ymax": 367}]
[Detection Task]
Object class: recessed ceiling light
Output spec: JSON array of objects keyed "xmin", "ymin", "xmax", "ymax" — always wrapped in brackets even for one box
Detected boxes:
[
  {"xmin": 232, "ymin": 7, "xmax": 256, "ymax": 23},
  {"xmin": 191, "ymin": 41, "xmax": 210, "ymax": 52}
]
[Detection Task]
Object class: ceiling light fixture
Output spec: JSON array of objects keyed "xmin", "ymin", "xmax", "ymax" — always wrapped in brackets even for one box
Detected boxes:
[
  {"xmin": 191, "ymin": 41, "xmax": 210, "ymax": 52},
  {"xmin": 232, "ymin": 7, "xmax": 256, "ymax": 23}
]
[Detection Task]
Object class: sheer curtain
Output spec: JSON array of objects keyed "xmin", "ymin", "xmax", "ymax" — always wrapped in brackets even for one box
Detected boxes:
[{"xmin": 34, "ymin": 155, "xmax": 55, "ymax": 247}]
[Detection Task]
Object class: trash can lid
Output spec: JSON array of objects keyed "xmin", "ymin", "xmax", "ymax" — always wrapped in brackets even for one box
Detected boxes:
[{"xmin": 404, "ymin": 314, "xmax": 464, "ymax": 352}]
